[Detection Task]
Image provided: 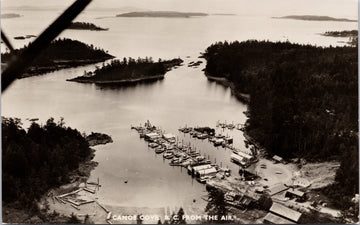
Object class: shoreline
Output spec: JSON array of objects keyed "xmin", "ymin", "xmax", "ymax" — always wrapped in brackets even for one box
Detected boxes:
[
  {"xmin": 67, "ymin": 74, "xmax": 165, "ymax": 84},
  {"xmin": 3, "ymin": 133, "xmax": 113, "ymax": 224},
  {"xmin": 2, "ymin": 58, "xmax": 115, "ymax": 79},
  {"xmin": 205, "ymin": 74, "xmax": 250, "ymax": 104}
]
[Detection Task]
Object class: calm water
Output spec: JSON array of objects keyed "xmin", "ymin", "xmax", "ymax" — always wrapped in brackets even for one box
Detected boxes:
[{"xmin": 1, "ymin": 5, "xmax": 357, "ymax": 211}]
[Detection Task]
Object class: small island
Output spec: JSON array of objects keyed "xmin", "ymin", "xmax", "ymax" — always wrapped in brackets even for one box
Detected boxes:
[
  {"xmin": 86, "ymin": 132, "xmax": 113, "ymax": 146},
  {"xmin": 1, "ymin": 13, "xmax": 22, "ymax": 19},
  {"xmin": 68, "ymin": 22, "xmax": 109, "ymax": 31},
  {"xmin": 1, "ymin": 38, "xmax": 114, "ymax": 77},
  {"xmin": 272, "ymin": 15, "xmax": 357, "ymax": 22},
  {"xmin": 67, "ymin": 57, "xmax": 183, "ymax": 84},
  {"xmin": 321, "ymin": 30, "xmax": 358, "ymax": 37},
  {"xmin": 116, "ymin": 11, "xmax": 208, "ymax": 18}
]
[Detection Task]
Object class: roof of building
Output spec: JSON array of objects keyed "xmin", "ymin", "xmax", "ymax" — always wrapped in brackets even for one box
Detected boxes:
[
  {"xmin": 231, "ymin": 153, "xmax": 244, "ymax": 161},
  {"xmin": 197, "ymin": 167, "xmax": 217, "ymax": 176},
  {"xmin": 236, "ymin": 151, "xmax": 253, "ymax": 160},
  {"xmin": 272, "ymin": 155, "xmax": 283, "ymax": 161},
  {"xmin": 286, "ymin": 189, "xmax": 305, "ymax": 197},
  {"xmin": 269, "ymin": 203, "xmax": 302, "ymax": 223},
  {"xmin": 263, "ymin": 212, "xmax": 295, "ymax": 224},
  {"xmin": 240, "ymin": 195, "xmax": 254, "ymax": 206},
  {"xmin": 193, "ymin": 164, "xmax": 213, "ymax": 172},
  {"xmin": 268, "ymin": 183, "xmax": 289, "ymax": 196}
]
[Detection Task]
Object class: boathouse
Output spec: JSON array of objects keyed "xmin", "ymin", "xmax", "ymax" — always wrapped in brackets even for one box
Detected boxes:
[
  {"xmin": 268, "ymin": 202, "xmax": 302, "ymax": 223},
  {"xmin": 236, "ymin": 151, "xmax": 253, "ymax": 161},
  {"xmin": 268, "ymin": 183, "xmax": 289, "ymax": 196},
  {"xmin": 230, "ymin": 153, "xmax": 247, "ymax": 166},
  {"xmin": 196, "ymin": 167, "xmax": 217, "ymax": 178},
  {"xmin": 190, "ymin": 164, "xmax": 213, "ymax": 175},
  {"xmin": 145, "ymin": 132, "xmax": 161, "ymax": 141},
  {"xmin": 263, "ymin": 212, "xmax": 295, "ymax": 224}
]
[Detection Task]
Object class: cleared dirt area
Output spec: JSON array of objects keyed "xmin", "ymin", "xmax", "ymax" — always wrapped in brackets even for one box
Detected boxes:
[
  {"xmin": 254, "ymin": 158, "xmax": 296, "ymax": 187},
  {"xmin": 297, "ymin": 161, "xmax": 340, "ymax": 189}
]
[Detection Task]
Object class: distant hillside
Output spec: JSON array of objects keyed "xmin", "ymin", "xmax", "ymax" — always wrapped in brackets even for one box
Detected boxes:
[
  {"xmin": 116, "ymin": 11, "xmax": 208, "ymax": 18},
  {"xmin": 68, "ymin": 57, "xmax": 183, "ymax": 84},
  {"xmin": 273, "ymin": 15, "xmax": 357, "ymax": 22},
  {"xmin": 1, "ymin": 38, "xmax": 114, "ymax": 77},
  {"xmin": 68, "ymin": 22, "xmax": 109, "ymax": 31}
]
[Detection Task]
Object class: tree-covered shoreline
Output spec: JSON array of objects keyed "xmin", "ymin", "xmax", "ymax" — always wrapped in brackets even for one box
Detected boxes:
[
  {"xmin": 1, "ymin": 117, "xmax": 113, "ymax": 223},
  {"xmin": 2, "ymin": 118, "xmax": 92, "ymax": 207},
  {"xmin": 203, "ymin": 40, "xmax": 358, "ymax": 208},
  {"xmin": 1, "ymin": 38, "xmax": 114, "ymax": 78},
  {"xmin": 68, "ymin": 22, "xmax": 109, "ymax": 31},
  {"xmin": 68, "ymin": 57, "xmax": 183, "ymax": 84}
]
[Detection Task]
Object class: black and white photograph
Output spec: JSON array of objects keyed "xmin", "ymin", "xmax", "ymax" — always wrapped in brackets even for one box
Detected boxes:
[{"xmin": 1, "ymin": 0, "xmax": 358, "ymax": 224}]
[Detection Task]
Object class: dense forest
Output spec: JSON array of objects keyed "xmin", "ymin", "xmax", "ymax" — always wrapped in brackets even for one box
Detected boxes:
[
  {"xmin": 1, "ymin": 38, "xmax": 114, "ymax": 77},
  {"xmin": 68, "ymin": 22, "xmax": 108, "ymax": 31},
  {"xmin": 68, "ymin": 57, "xmax": 183, "ymax": 83},
  {"xmin": 2, "ymin": 117, "xmax": 91, "ymax": 209},
  {"xmin": 203, "ymin": 40, "xmax": 358, "ymax": 208}
]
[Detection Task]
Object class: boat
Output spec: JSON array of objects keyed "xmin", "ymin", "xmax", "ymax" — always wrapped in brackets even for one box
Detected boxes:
[
  {"xmin": 214, "ymin": 139, "xmax": 224, "ymax": 146},
  {"xmin": 198, "ymin": 133, "xmax": 208, "ymax": 139},
  {"xmin": 148, "ymin": 142, "xmax": 159, "ymax": 148},
  {"xmin": 196, "ymin": 155, "xmax": 205, "ymax": 162},
  {"xmin": 215, "ymin": 133, "xmax": 224, "ymax": 139},
  {"xmin": 163, "ymin": 152, "xmax": 174, "ymax": 159},
  {"xmin": 209, "ymin": 137, "xmax": 217, "ymax": 143},
  {"xmin": 155, "ymin": 147, "xmax": 165, "ymax": 154},
  {"xmin": 227, "ymin": 123, "xmax": 235, "ymax": 129}
]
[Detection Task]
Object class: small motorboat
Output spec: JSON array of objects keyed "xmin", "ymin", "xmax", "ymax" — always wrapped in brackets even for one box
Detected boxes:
[
  {"xmin": 163, "ymin": 152, "xmax": 174, "ymax": 159},
  {"xmin": 155, "ymin": 147, "xmax": 165, "ymax": 154}
]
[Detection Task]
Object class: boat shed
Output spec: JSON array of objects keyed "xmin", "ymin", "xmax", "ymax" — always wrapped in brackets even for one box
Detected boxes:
[
  {"xmin": 196, "ymin": 167, "xmax": 217, "ymax": 178},
  {"xmin": 236, "ymin": 151, "xmax": 253, "ymax": 160},
  {"xmin": 230, "ymin": 153, "xmax": 246, "ymax": 166},
  {"xmin": 192, "ymin": 164, "xmax": 213, "ymax": 173},
  {"xmin": 269, "ymin": 203, "xmax": 302, "ymax": 223},
  {"xmin": 268, "ymin": 183, "xmax": 289, "ymax": 196},
  {"xmin": 263, "ymin": 212, "xmax": 295, "ymax": 224},
  {"xmin": 145, "ymin": 132, "xmax": 161, "ymax": 141}
]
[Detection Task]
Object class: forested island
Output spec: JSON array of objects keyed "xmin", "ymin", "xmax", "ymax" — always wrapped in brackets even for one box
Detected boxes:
[
  {"xmin": 67, "ymin": 57, "xmax": 183, "ymax": 84},
  {"xmin": 1, "ymin": 38, "xmax": 114, "ymax": 77},
  {"xmin": 2, "ymin": 117, "xmax": 112, "ymax": 223},
  {"xmin": 68, "ymin": 22, "xmax": 109, "ymax": 31},
  {"xmin": 203, "ymin": 40, "xmax": 358, "ymax": 210},
  {"xmin": 322, "ymin": 30, "xmax": 358, "ymax": 37},
  {"xmin": 116, "ymin": 11, "xmax": 208, "ymax": 18},
  {"xmin": 273, "ymin": 15, "xmax": 357, "ymax": 22}
]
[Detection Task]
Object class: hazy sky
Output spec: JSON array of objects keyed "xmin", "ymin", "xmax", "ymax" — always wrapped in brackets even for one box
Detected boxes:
[{"xmin": 1, "ymin": 0, "xmax": 358, "ymax": 18}]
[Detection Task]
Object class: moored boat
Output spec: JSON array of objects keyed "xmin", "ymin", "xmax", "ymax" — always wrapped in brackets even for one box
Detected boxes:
[{"xmin": 163, "ymin": 152, "xmax": 174, "ymax": 159}]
